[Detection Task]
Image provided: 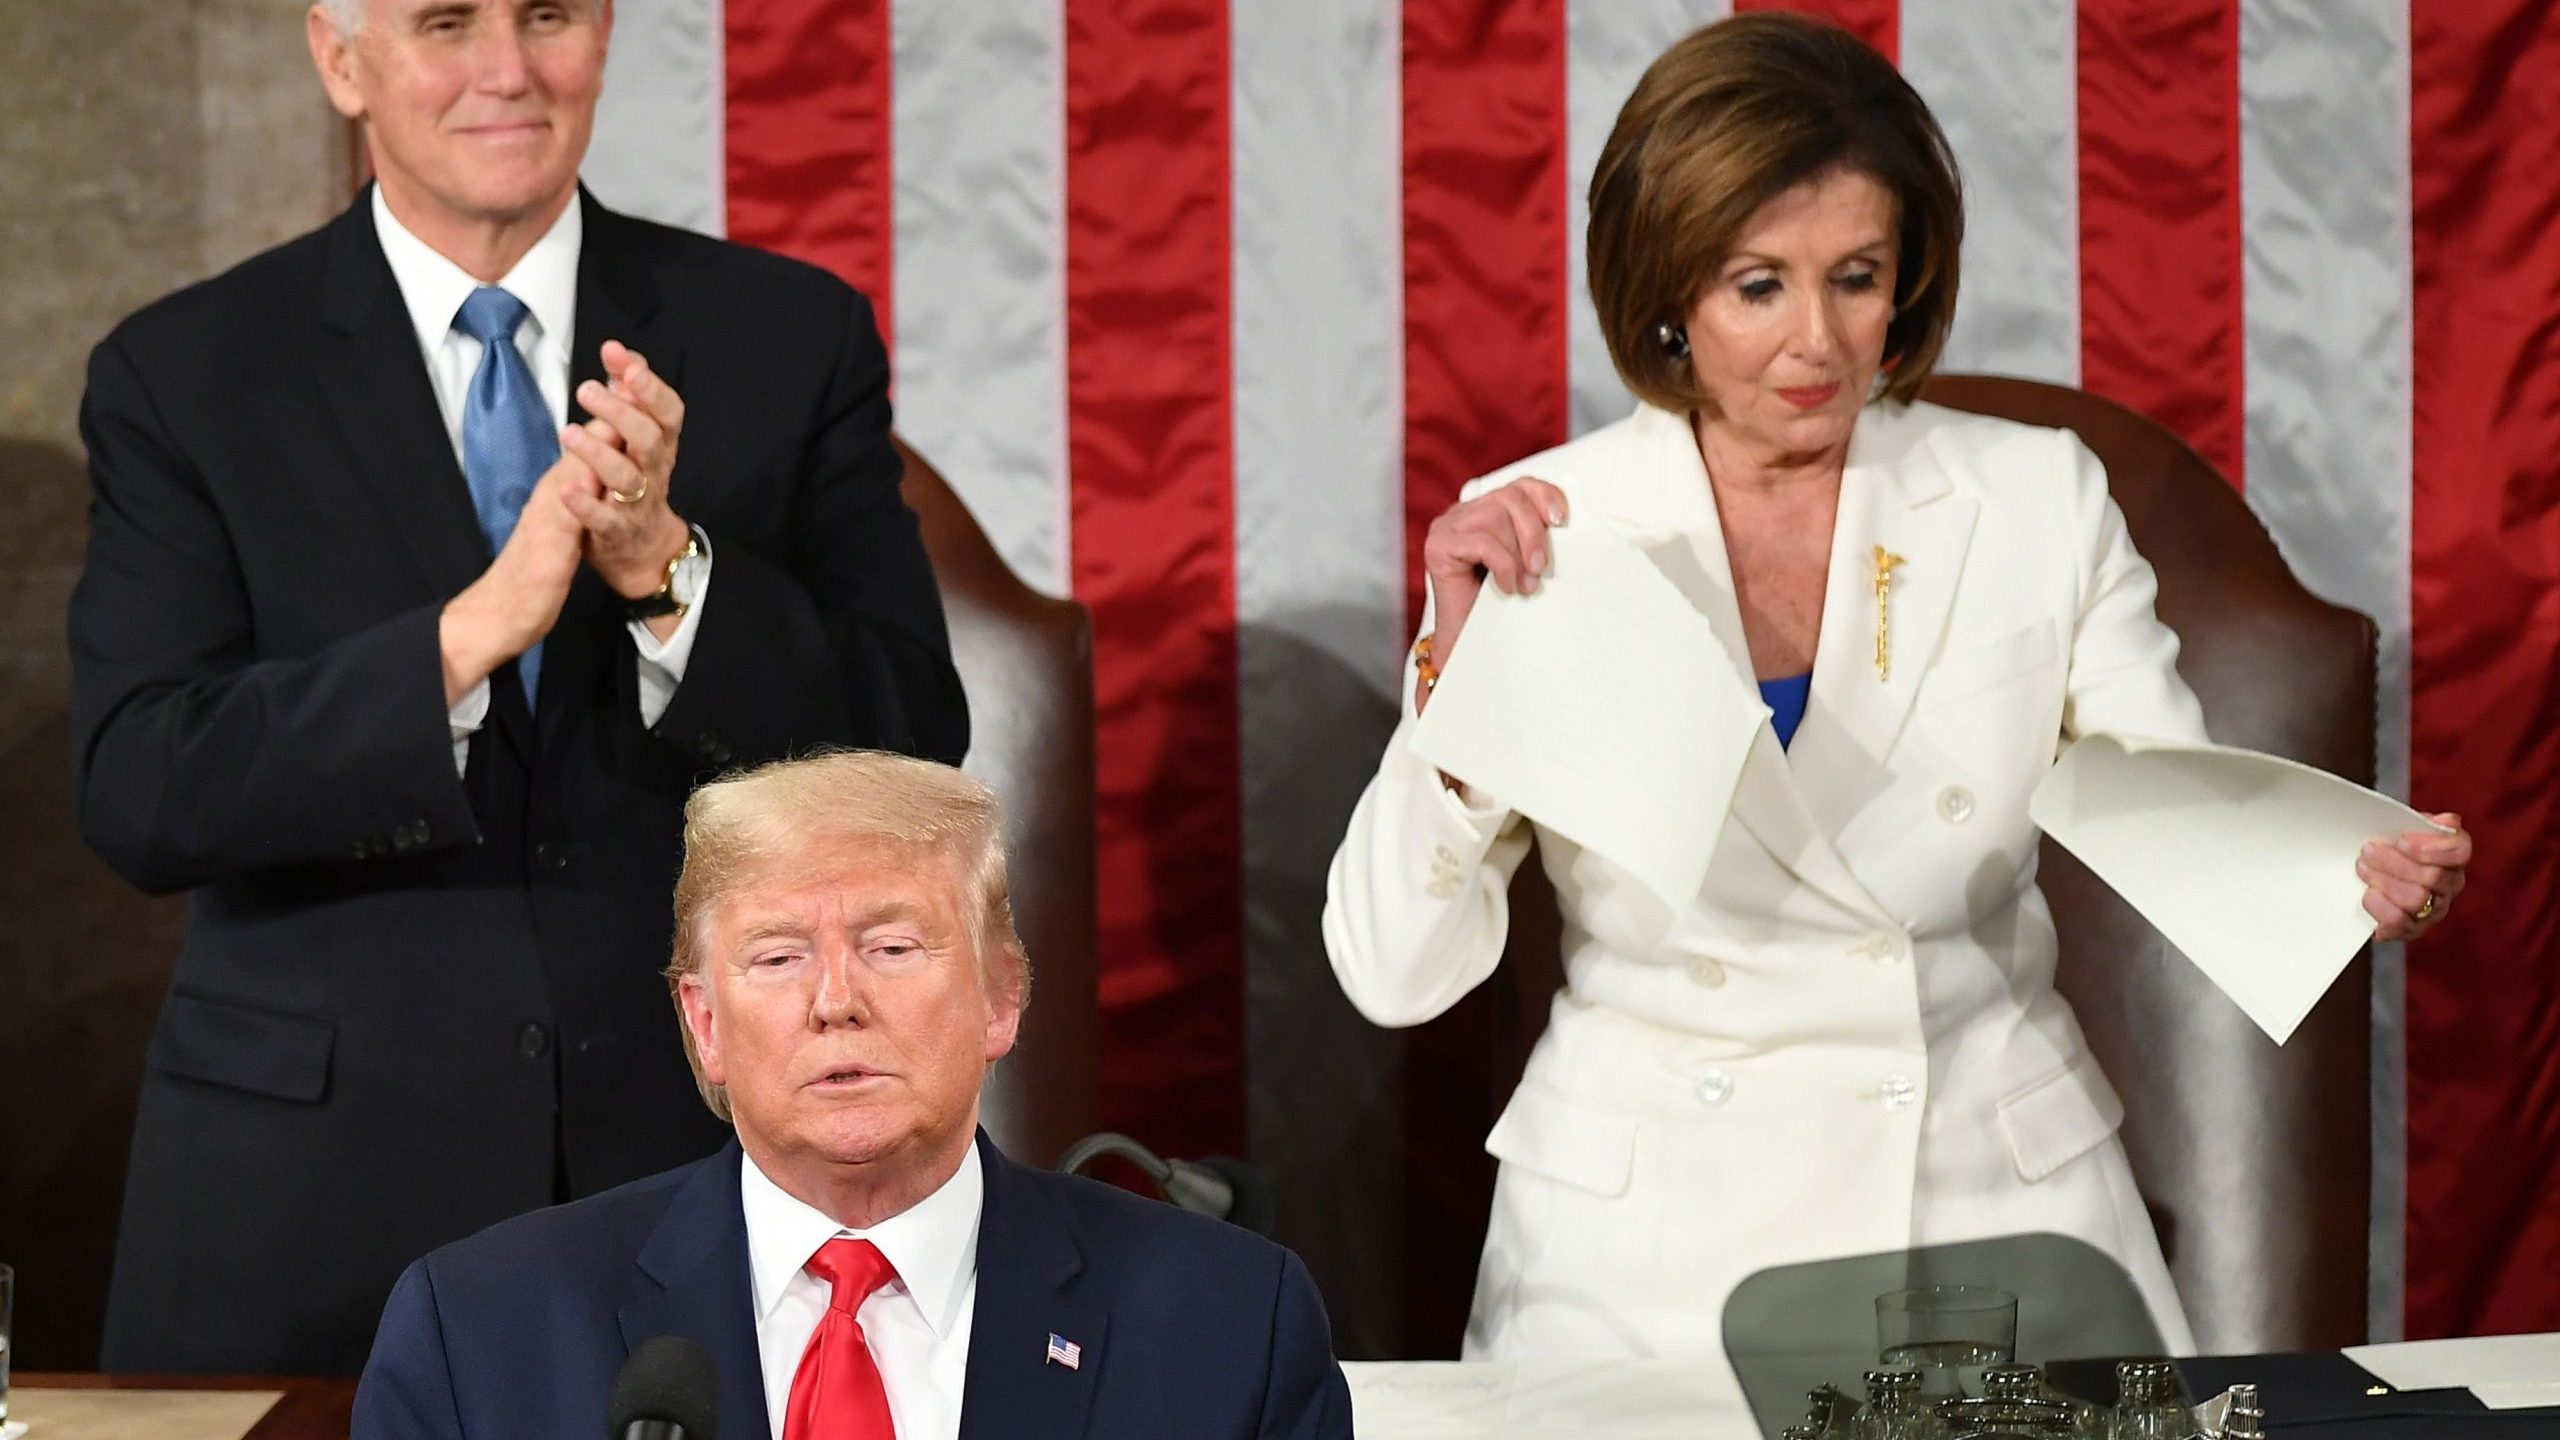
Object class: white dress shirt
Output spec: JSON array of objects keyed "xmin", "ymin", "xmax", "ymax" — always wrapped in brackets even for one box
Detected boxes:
[
  {"xmin": 742, "ymin": 1145, "xmax": 982, "ymax": 1440},
  {"xmin": 370, "ymin": 189, "xmax": 710, "ymax": 774}
]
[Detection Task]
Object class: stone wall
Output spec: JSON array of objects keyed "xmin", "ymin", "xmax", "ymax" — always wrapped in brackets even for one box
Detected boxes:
[{"xmin": 0, "ymin": 0, "xmax": 348, "ymax": 1370}]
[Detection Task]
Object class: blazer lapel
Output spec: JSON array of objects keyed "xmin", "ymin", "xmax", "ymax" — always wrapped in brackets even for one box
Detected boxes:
[
  {"xmin": 1788, "ymin": 405, "xmax": 1980, "ymax": 847},
  {"xmin": 539, "ymin": 193, "xmax": 688, "ymax": 750},
  {"xmin": 617, "ymin": 1143, "xmax": 769, "ymax": 1440},
  {"xmin": 1600, "ymin": 406, "xmax": 1890, "ymax": 924},
  {"xmin": 958, "ymin": 1134, "xmax": 1108, "ymax": 1440},
  {"xmin": 314, "ymin": 194, "xmax": 497, "ymax": 611},
  {"xmin": 315, "ymin": 191, "xmax": 541, "ymax": 757}
]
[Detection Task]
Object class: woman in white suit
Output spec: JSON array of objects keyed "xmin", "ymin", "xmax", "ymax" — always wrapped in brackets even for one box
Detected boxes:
[{"xmin": 1323, "ymin": 12, "xmax": 2470, "ymax": 1367}]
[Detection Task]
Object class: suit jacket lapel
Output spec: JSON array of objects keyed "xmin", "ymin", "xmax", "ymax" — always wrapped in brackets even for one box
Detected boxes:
[
  {"xmin": 314, "ymin": 196, "xmax": 498, "ymax": 612},
  {"xmin": 1600, "ymin": 405, "xmax": 1889, "ymax": 924},
  {"xmin": 958, "ymin": 1133, "xmax": 1108, "ymax": 1440},
  {"xmin": 618, "ymin": 1143, "xmax": 769, "ymax": 1440},
  {"xmin": 539, "ymin": 193, "xmax": 687, "ymax": 750},
  {"xmin": 1788, "ymin": 406, "xmax": 1979, "ymax": 848},
  {"xmin": 315, "ymin": 191, "xmax": 541, "ymax": 756}
]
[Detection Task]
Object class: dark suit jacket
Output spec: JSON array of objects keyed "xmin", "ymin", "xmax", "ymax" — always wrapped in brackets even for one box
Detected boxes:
[
  {"xmin": 70, "ymin": 187, "xmax": 968, "ymax": 1374},
  {"xmin": 353, "ymin": 1134, "xmax": 1354, "ymax": 1440}
]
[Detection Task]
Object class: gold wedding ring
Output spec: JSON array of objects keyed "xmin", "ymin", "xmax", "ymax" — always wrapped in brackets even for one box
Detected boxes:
[
  {"xmin": 2414, "ymin": 891, "xmax": 2440, "ymax": 924},
  {"xmin": 607, "ymin": 480, "xmax": 647, "ymax": 504}
]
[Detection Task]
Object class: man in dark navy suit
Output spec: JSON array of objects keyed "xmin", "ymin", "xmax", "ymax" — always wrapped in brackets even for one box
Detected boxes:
[
  {"xmin": 354, "ymin": 752, "xmax": 1354, "ymax": 1440},
  {"xmin": 73, "ymin": 0, "xmax": 965, "ymax": 1373}
]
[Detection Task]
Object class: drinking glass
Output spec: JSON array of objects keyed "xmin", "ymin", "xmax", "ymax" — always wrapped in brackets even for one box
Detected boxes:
[
  {"xmin": 1874, "ymin": 1283, "xmax": 2016, "ymax": 1399},
  {"xmin": 0, "ymin": 1261, "xmax": 14, "ymax": 1425}
]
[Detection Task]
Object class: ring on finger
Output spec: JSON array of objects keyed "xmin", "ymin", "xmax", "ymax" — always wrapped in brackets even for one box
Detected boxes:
[
  {"xmin": 2414, "ymin": 891, "xmax": 2441, "ymax": 924},
  {"xmin": 607, "ymin": 479, "xmax": 647, "ymax": 504}
]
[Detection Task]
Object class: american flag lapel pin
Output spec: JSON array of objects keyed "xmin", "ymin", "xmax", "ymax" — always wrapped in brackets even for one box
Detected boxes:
[{"xmin": 1045, "ymin": 1332, "xmax": 1083, "ymax": 1370}]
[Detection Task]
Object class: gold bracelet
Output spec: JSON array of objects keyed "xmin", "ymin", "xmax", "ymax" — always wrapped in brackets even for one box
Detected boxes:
[{"xmin": 1412, "ymin": 633, "xmax": 1440, "ymax": 691}]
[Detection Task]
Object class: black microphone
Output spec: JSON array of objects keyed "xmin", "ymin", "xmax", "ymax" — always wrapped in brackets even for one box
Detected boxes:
[
  {"xmin": 1055, "ymin": 1132, "xmax": 1276, "ymax": 1236},
  {"xmin": 608, "ymin": 1335, "xmax": 721, "ymax": 1440}
]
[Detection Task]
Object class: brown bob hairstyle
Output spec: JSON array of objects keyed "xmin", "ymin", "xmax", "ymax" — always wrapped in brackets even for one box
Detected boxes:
[{"xmin": 1587, "ymin": 12, "xmax": 1963, "ymax": 414}]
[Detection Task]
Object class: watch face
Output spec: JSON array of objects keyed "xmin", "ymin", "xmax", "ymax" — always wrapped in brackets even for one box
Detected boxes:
[{"xmin": 669, "ymin": 546, "xmax": 707, "ymax": 608}]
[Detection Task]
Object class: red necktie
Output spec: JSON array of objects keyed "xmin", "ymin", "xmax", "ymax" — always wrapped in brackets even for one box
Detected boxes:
[{"xmin": 782, "ymin": 1238, "xmax": 901, "ymax": 1440}]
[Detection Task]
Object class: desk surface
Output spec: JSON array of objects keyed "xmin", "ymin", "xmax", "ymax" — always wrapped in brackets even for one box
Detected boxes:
[{"xmin": 14, "ymin": 1375, "xmax": 354, "ymax": 1440}]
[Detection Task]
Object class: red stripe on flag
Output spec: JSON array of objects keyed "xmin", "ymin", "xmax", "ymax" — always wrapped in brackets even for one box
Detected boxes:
[
  {"xmin": 2404, "ymin": 0, "xmax": 2560, "ymax": 1340},
  {"xmin": 2075, "ymin": 0, "xmax": 2244, "ymax": 483},
  {"xmin": 1401, "ymin": 0, "xmax": 1572, "ymax": 625},
  {"xmin": 1399, "ymin": 0, "xmax": 1569, "ymax": 1356},
  {"xmin": 1732, "ymin": 0, "xmax": 1898, "ymax": 64},
  {"xmin": 1063, "ymin": 0, "xmax": 1242, "ymax": 1159},
  {"xmin": 723, "ymin": 0, "xmax": 896, "ymax": 349}
]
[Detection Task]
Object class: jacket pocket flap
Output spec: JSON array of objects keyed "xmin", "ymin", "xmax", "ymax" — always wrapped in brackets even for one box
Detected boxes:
[
  {"xmin": 152, "ymin": 990, "xmax": 335, "ymax": 1103},
  {"xmin": 1921, "ymin": 622, "xmax": 2062, "ymax": 709},
  {"xmin": 1484, "ymin": 1081, "xmax": 1638, "ymax": 1198},
  {"xmin": 1996, "ymin": 1051, "xmax": 2124, "ymax": 1183}
]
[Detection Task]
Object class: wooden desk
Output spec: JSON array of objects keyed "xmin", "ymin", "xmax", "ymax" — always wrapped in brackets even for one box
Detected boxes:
[{"xmin": 12, "ymin": 1374, "xmax": 354, "ymax": 1440}]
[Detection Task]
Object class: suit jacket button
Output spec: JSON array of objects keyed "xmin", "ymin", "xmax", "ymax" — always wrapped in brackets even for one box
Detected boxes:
[
  {"xmin": 1935, "ymin": 785, "xmax": 1976, "ymax": 824},
  {"xmin": 1878, "ymin": 1073, "xmax": 1918, "ymax": 1111},
  {"xmin": 1697, "ymin": 1070, "xmax": 1735, "ymax": 1106},
  {"xmin": 518, "ymin": 1023, "xmax": 552, "ymax": 1060},
  {"xmin": 1687, "ymin": 957, "xmax": 1727, "ymax": 988}
]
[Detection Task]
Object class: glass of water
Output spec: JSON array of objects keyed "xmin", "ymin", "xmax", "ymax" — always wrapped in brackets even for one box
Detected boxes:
[
  {"xmin": 1, "ymin": 1261, "xmax": 14, "ymax": 1424},
  {"xmin": 1874, "ymin": 1284, "xmax": 2016, "ymax": 1399}
]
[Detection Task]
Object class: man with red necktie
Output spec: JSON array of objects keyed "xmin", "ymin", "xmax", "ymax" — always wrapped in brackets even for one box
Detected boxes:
[{"xmin": 352, "ymin": 751, "xmax": 1353, "ymax": 1440}]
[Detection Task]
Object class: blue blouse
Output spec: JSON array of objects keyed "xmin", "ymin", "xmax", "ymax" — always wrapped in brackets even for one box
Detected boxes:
[{"xmin": 1759, "ymin": 672, "xmax": 1813, "ymax": 750}]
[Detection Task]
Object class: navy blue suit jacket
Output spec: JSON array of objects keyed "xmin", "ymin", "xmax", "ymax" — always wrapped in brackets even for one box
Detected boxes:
[
  {"xmin": 354, "ymin": 1134, "xmax": 1354, "ymax": 1440},
  {"xmin": 77, "ymin": 187, "xmax": 966, "ymax": 1372}
]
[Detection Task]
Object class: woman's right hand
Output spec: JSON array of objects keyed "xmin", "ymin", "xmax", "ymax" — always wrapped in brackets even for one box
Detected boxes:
[{"xmin": 1418, "ymin": 477, "xmax": 1569, "ymax": 705}]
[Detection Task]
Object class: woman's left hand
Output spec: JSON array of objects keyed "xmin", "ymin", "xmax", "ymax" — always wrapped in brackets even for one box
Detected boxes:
[{"xmin": 2359, "ymin": 813, "xmax": 2471, "ymax": 941}]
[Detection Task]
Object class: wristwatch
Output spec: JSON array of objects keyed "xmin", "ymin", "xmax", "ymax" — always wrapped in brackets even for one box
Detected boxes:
[{"xmin": 627, "ymin": 525, "xmax": 708, "ymax": 620}]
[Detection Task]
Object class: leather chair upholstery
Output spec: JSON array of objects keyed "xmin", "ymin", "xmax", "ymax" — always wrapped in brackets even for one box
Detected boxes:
[
  {"xmin": 1921, "ymin": 376, "xmax": 2375, "ymax": 1353},
  {"xmin": 1483, "ymin": 377, "xmax": 2375, "ymax": 1353},
  {"xmin": 895, "ymin": 438, "xmax": 1100, "ymax": 1167}
]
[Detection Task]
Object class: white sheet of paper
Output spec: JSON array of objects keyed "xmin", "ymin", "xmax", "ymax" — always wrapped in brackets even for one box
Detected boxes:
[
  {"xmin": 1343, "ymin": 1362, "xmax": 1760, "ymax": 1439},
  {"xmin": 2030, "ymin": 734, "xmax": 2438, "ymax": 1045},
  {"xmin": 1410, "ymin": 522, "xmax": 1767, "ymax": 909},
  {"xmin": 2345, "ymin": 1331, "xmax": 2560, "ymax": 1408}
]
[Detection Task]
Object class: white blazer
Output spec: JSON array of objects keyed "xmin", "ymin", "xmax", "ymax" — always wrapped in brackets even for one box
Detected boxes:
[{"xmin": 1323, "ymin": 399, "xmax": 2207, "ymax": 1369}]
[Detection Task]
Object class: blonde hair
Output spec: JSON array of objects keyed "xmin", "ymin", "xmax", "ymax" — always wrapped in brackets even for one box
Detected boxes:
[
  {"xmin": 666, "ymin": 750, "xmax": 1029, "ymax": 1121},
  {"xmin": 1587, "ymin": 11, "xmax": 1963, "ymax": 413}
]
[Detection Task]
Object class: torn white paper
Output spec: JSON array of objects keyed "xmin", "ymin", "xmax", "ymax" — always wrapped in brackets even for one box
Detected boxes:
[
  {"xmin": 2345, "ymin": 1331, "xmax": 2560, "ymax": 1409},
  {"xmin": 1410, "ymin": 521, "xmax": 1767, "ymax": 909},
  {"xmin": 2031, "ymin": 734, "xmax": 2441, "ymax": 1045}
]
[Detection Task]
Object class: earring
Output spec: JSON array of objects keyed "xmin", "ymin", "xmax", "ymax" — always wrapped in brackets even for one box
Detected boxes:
[{"xmin": 1654, "ymin": 321, "xmax": 1690, "ymax": 360}]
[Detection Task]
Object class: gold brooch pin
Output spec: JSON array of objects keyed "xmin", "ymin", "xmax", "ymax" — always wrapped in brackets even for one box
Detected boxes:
[{"xmin": 1872, "ymin": 545, "xmax": 1906, "ymax": 682}]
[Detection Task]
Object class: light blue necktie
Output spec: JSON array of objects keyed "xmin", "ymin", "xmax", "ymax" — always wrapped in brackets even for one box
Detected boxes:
[{"xmin": 453, "ymin": 286, "xmax": 558, "ymax": 705}]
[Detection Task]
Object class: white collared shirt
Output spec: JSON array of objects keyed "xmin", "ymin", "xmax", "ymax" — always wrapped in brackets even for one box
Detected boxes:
[
  {"xmin": 742, "ymin": 1145, "xmax": 982, "ymax": 1440},
  {"xmin": 369, "ymin": 188, "xmax": 709, "ymax": 772}
]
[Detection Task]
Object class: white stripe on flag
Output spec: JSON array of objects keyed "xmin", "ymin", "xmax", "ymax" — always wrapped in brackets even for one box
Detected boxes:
[
  {"xmin": 2236, "ymin": 0, "xmax": 2414, "ymax": 1341},
  {"xmin": 585, "ymin": 0, "xmax": 726, "ymax": 235},
  {"xmin": 892, "ymin": 0, "xmax": 1070, "ymax": 595},
  {"xmin": 1565, "ymin": 0, "xmax": 1731, "ymax": 438},
  {"xmin": 1901, "ymin": 0, "xmax": 2079, "ymax": 384},
  {"xmin": 1233, "ymin": 0, "xmax": 1406, "ymax": 1357}
]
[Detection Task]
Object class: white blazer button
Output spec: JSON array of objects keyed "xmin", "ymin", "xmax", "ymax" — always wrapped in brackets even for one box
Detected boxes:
[
  {"xmin": 1878, "ymin": 1074, "xmax": 1918, "ymax": 1111},
  {"xmin": 1935, "ymin": 785, "xmax": 1976, "ymax": 824},
  {"xmin": 1697, "ymin": 1070, "xmax": 1735, "ymax": 1106},
  {"xmin": 1851, "ymin": 931, "xmax": 1905, "ymax": 964},
  {"xmin": 1687, "ymin": 957, "xmax": 1728, "ymax": 988}
]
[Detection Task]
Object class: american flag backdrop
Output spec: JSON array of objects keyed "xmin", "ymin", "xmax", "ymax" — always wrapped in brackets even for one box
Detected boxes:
[{"xmin": 579, "ymin": 0, "xmax": 2560, "ymax": 1351}]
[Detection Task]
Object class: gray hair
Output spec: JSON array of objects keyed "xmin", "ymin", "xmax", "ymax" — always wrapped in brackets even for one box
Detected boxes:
[
  {"xmin": 666, "ymin": 750, "xmax": 1030, "ymax": 1121},
  {"xmin": 317, "ymin": 0, "xmax": 366, "ymax": 35}
]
